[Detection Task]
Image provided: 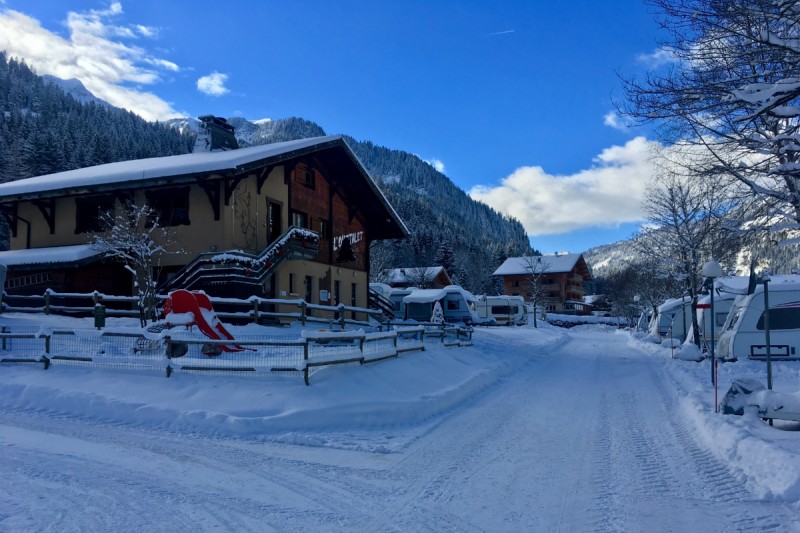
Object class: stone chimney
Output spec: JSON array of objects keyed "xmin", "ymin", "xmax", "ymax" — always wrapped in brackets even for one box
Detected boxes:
[{"xmin": 194, "ymin": 115, "xmax": 239, "ymax": 152}]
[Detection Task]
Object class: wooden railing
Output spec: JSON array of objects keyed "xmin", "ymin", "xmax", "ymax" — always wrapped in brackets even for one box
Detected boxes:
[
  {"xmin": 0, "ymin": 323, "xmax": 473, "ymax": 385},
  {"xmin": 0, "ymin": 290, "xmax": 384, "ymax": 327}
]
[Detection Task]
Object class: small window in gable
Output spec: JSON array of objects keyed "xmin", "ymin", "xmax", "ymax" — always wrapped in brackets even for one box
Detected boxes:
[
  {"xmin": 145, "ymin": 187, "xmax": 191, "ymax": 227},
  {"xmin": 294, "ymin": 165, "xmax": 315, "ymax": 189},
  {"xmin": 75, "ymin": 195, "xmax": 115, "ymax": 234}
]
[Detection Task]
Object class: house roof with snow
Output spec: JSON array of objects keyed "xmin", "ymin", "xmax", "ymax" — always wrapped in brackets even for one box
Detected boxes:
[
  {"xmin": 383, "ymin": 266, "xmax": 451, "ymax": 286},
  {"xmin": 0, "ymin": 135, "xmax": 408, "ymax": 240},
  {"xmin": 0, "ymin": 244, "xmax": 104, "ymax": 269},
  {"xmin": 493, "ymin": 253, "xmax": 591, "ymax": 280}
]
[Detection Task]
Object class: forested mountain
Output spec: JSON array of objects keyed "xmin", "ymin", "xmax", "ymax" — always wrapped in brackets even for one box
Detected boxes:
[
  {"xmin": 584, "ymin": 234, "xmax": 800, "ymax": 284},
  {"xmin": 344, "ymin": 137, "xmax": 532, "ymax": 293},
  {"xmin": 0, "ymin": 52, "xmax": 194, "ymax": 183},
  {"xmin": 0, "ymin": 53, "xmax": 530, "ymax": 294}
]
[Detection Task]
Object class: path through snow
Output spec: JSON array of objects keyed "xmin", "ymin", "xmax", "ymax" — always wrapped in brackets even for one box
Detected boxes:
[{"xmin": 1, "ymin": 326, "xmax": 799, "ymax": 531}]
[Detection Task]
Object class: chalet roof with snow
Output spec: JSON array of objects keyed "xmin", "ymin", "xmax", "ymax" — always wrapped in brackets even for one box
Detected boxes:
[
  {"xmin": 383, "ymin": 266, "xmax": 449, "ymax": 285},
  {"xmin": 0, "ymin": 135, "xmax": 408, "ymax": 240},
  {"xmin": 493, "ymin": 253, "xmax": 592, "ymax": 280}
]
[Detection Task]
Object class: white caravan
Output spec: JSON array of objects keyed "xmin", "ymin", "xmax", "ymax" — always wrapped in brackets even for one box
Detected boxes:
[
  {"xmin": 695, "ymin": 277, "xmax": 748, "ymax": 351},
  {"xmin": 717, "ymin": 276, "xmax": 800, "ymax": 361},
  {"xmin": 403, "ymin": 286, "xmax": 479, "ymax": 324},
  {"xmin": 475, "ymin": 295, "xmax": 529, "ymax": 325},
  {"xmin": 650, "ymin": 296, "xmax": 693, "ymax": 341}
]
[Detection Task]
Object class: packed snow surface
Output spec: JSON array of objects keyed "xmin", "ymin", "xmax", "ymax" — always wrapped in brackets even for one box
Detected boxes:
[{"xmin": 1, "ymin": 315, "xmax": 799, "ymax": 531}]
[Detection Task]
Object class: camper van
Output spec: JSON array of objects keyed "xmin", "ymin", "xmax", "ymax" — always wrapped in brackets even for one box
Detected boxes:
[
  {"xmin": 650, "ymin": 296, "xmax": 693, "ymax": 341},
  {"xmin": 476, "ymin": 295, "xmax": 528, "ymax": 325},
  {"xmin": 636, "ymin": 309, "xmax": 653, "ymax": 333},
  {"xmin": 696, "ymin": 292, "xmax": 737, "ymax": 350},
  {"xmin": 717, "ymin": 276, "xmax": 800, "ymax": 361},
  {"xmin": 387, "ymin": 287, "xmax": 416, "ymax": 316},
  {"xmin": 403, "ymin": 286, "xmax": 479, "ymax": 324}
]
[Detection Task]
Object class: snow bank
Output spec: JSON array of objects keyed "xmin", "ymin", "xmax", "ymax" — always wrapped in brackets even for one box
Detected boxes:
[
  {"xmin": 628, "ymin": 331, "xmax": 800, "ymax": 500},
  {"xmin": 0, "ymin": 315, "xmax": 565, "ymax": 452}
]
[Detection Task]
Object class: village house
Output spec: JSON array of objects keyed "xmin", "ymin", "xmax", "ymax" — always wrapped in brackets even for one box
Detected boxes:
[
  {"xmin": 0, "ymin": 120, "xmax": 408, "ymax": 313},
  {"xmin": 493, "ymin": 253, "xmax": 593, "ymax": 315}
]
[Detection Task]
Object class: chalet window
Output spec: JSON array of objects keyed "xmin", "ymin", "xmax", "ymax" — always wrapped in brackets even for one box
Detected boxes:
[
  {"xmin": 75, "ymin": 195, "xmax": 115, "ymax": 234},
  {"xmin": 291, "ymin": 209, "xmax": 309, "ymax": 229},
  {"xmin": 289, "ymin": 273, "xmax": 296, "ymax": 294},
  {"xmin": 512, "ymin": 280, "xmax": 520, "ymax": 287},
  {"xmin": 319, "ymin": 219, "xmax": 330, "ymax": 240},
  {"xmin": 334, "ymin": 280, "xmax": 341, "ymax": 305},
  {"xmin": 294, "ymin": 166, "xmax": 315, "ymax": 189},
  {"xmin": 146, "ymin": 187, "xmax": 190, "ymax": 227}
]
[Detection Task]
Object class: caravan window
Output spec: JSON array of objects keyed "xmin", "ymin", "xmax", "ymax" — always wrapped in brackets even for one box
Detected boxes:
[
  {"xmin": 491, "ymin": 305, "xmax": 511, "ymax": 315},
  {"xmin": 447, "ymin": 300, "xmax": 460, "ymax": 311},
  {"xmin": 756, "ymin": 308, "xmax": 800, "ymax": 330}
]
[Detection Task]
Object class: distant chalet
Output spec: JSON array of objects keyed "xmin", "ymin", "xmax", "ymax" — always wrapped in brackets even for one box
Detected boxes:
[
  {"xmin": 493, "ymin": 253, "xmax": 592, "ymax": 315},
  {"xmin": 0, "ymin": 131, "xmax": 408, "ymax": 312}
]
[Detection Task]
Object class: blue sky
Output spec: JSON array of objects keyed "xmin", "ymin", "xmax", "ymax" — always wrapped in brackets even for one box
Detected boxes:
[{"xmin": 0, "ymin": 1, "xmax": 667, "ymax": 254}]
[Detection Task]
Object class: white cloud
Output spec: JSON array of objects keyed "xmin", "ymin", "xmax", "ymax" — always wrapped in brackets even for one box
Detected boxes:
[
  {"xmin": 427, "ymin": 158, "xmax": 446, "ymax": 173},
  {"xmin": 197, "ymin": 71, "xmax": 229, "ymax": 96},
  {"xmin": 0, "ymin": 4, "xmax": 182, "ymax": 121},
  {"xmin": 637, "ymin": 47, "xmax": 677, "ymax": 68},
  {"xmin": 469, "ymin": 137, "xmax": 659, "ymax": 236},
  {"xmin": 603, "ymin": 111, "xmax": 632, "ymax": 131}
]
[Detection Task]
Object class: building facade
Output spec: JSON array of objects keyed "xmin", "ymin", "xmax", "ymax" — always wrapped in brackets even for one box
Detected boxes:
[
  {"xmin": 493, "ymin": 253, "xmax": 593, "ymax": 315},
  {"xmin": 0, "ymin": 134, "xmax": 407, "ymax": 312}
]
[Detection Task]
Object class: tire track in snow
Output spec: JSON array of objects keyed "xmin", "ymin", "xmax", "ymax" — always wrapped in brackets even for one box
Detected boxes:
[{"xmin": 645, "ymin": 361, "xmax": 800, "ymax": 532}]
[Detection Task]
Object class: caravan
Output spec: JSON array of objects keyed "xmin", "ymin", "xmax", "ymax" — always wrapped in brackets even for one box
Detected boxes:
[
  {"xmin": 650, "ymin": 296, "xmax": 693, "ymax": 341},
  {"xmin": 695, "ymin": 277, "xmax": 747, "ymax": 351},
  {"xmin": 717, "ymin": 276, "xmax": 800, "ymax": 361},
  {"xmin": 476, "ymin": 295, "xmax": 528, "ymax": 325},
  {"xmin": 403, "ymin": 286, "xmax": 479, "ymax": 324}
]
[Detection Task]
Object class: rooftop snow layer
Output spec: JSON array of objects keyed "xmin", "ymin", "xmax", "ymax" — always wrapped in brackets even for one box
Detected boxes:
[
  {"xmin": 0, "ymin": 244, "xmax": 103, "ymax": 266},
  {"xmin": 493, "ymin": 253, "xmax": 583, "ymax": 276},
  {"xmin": 0, "ymin": 136, "xmax": 342, "ymax": 200}
]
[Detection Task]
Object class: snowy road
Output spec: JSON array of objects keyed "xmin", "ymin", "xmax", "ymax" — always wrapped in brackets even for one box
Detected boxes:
[{"xmin": 2, "ymin": 327, "xmax": 799, "ymax": 531}]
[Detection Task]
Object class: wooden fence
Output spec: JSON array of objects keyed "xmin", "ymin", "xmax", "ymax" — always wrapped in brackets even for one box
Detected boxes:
[
  {"xmin": 0, "ymin": 290, "xmax": 384, "ymax": 328},
  {"xmin": 0, "ymin": 324, "xmax": 473, "ymax": 385}
]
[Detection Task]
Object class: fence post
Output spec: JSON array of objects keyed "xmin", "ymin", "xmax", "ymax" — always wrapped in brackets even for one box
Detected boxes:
[
  {"xmin": 252, "ymin": 299, "xmax": 259, "ymax": 324},
  {"xmin": 44, "ymin": 290, "xmax": 51, "ymax": 315},
  {"xmin": 421, "ymin": 328, "xmax": 426, "ymax": 351},
  {"xmin": 303, "ymin": 340, "xmax": 310, "ymax": 385},
  {"xmin": 339, "ymin": 304, "xmax": 346, "ymax": 330},
  {"xmin": 164, "ymin": 334, "xmax": 173, "ymax": 378},
  {"xmin": 1, "ymin": 325, "xmax": 6, "ymax": 351},
  {"xmin": 300, "ymin": 301, "xmax": 307, "ymax": 326}
]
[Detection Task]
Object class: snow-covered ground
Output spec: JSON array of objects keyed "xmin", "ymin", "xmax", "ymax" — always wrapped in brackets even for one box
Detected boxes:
[{"xmin": 1, "ymin": 315, "xmax": 799, "ymax": 531}]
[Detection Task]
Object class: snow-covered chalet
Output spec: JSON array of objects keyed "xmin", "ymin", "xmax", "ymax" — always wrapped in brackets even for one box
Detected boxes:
[
  {"xmin": 0, "ymin": 122, "xmax": 408, "ymax": 311},
  {"xmin": 493, "ymin": 253, "xmax": 593, "ymax": 314}
]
